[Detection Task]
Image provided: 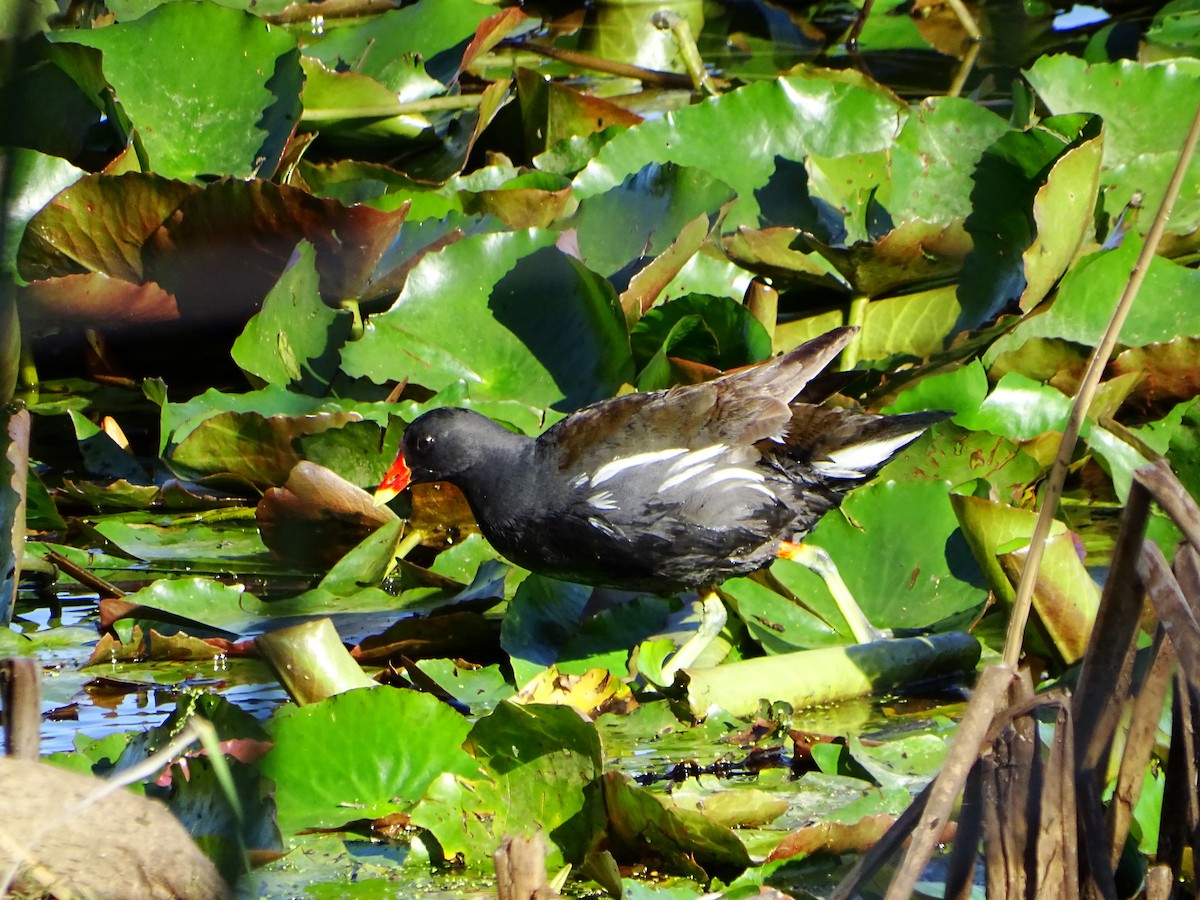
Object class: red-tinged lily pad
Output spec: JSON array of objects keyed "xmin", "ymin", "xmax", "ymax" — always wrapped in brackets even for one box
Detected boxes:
[
  {"xmin": 259, "ymin": 686, "xmax": 477, "ymax": 833},
  {"xmin": 257, "ymin": 461, "xmax": 397, "ymax": 566},
  {"xmin": 602, "ymin": 770, "xmax": 751, "ymax": 884},
  {"xmin": 21, "ymin": 272, "xmax": 179, "ymax": 332},
  {"xmin": 146, "ymin": 178, "xmax": 411, "ymax": 317},
  {"xmin": 20, "ymin": 174, "xmax": 412, "ymax": 333},
  {"xmin": 17, "ymin": 173, "xmax": 196, "ymax": 283},
  {"xmin": 353, "ymin": 611, "xmax": 502, "ymax": 667}
]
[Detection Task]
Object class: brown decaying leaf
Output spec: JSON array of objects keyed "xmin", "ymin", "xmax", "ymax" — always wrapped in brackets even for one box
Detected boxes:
[
  {"xmin": 256, "ymin": 461, "xmax": 396, "ymax": 565},
  {"xmin": 353, "ymin": 611, "xmax": 501, "ymax": 666},
  {"xmin": 1110, "ymin": 336, "xmax": 1200, "ymax": 417},
  {"xmin": 768, "ymin": 815, "xmax": 901, "ymax": 862}
]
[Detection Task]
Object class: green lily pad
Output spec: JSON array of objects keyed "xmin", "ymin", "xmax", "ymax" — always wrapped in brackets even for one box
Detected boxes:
[
  {"xmin": 957, "ymin": 114, "xmax": 1102, "ymax": 329},
  {"xmin": 341, "ymin": 232, "xmax": 634, "ymax": 419},
  {"xmin": 573, "ymin": 162, "xmax": 735, "ymax": 277},
  {"xmin": 447, "ymin": 701, "xmax": 606, "ymax": 866},
  {"xmin": 302, "ymin": 0, "xmax": 493, "ymax": 91},
  {"xmin": 1026, "ymin": 55, "xmax": 1200, "ymax": 234},
  {"xmin": 984, "ymin": 235, "xmax": 1200, "ymax": 363},
  {"xmin": 631, "ymin": 293, "xmax": 771, "ymax": 390},
  {"xmin": 602, "ymin": 771, "xmax": 751, "ymax": 884},
  {"xmin": 777, "ymin": 479, "xmax": 988, "ymax": 633},
  {"xmin": 3, "ymin": 148, "xmax": 84, "ymax": 280},
  {"xmin": 575, "ymin": 70, "xmax": 907, "ymax": 229},
  {"xmin": 232, "ymin": 241, "xmax": 353, "ymax": 394},
  {"xmin": 54, "ymin": 2, "xmax": 301, "ymax": 180},
  {"xmin": 260, "ymin": 687, "xmax": 477, "ymax": 833}
]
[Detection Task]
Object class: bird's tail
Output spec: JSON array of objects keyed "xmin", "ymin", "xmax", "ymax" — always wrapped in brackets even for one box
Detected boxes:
[{"xmin": 778, "ymin": 407, "xmax": 950, "ymax": 482}]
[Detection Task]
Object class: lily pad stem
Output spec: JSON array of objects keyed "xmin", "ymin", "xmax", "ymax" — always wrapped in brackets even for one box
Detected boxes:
[
  {"xmin": 301, "ymin": 94, "xmax": 483, "ymax": 124},
  {"xmin": 842, "ymin": 295, "xmax": 870, "ymax": 369}
]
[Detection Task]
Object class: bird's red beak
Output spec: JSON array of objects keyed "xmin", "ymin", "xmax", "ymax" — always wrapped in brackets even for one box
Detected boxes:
[{"xmin": 373, "ymin": 452, "xmax": 412, "ymax": 506}]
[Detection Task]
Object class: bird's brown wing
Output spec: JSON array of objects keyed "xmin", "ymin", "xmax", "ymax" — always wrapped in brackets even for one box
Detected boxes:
[{"xmin": 544, "ymin": 327, "xmax": 857, "ymax": 476}]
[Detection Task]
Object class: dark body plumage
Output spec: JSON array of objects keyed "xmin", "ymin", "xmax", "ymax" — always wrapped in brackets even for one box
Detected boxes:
[{"xmin": 396, "ymin": 328, "xmax": 946, "ymax": 593}]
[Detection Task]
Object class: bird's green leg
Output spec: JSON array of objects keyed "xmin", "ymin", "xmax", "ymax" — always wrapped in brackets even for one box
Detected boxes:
[
  {"xmin": 659, "ymin": 589, "xmax": 727, "ymax": 683},
  {"xmin": 778, "ymin": 541, "xmax": 888, "ymax": 643}
]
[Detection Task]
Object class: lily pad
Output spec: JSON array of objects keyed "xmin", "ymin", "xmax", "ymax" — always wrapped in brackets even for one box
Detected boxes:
[
  {"xmin": 53, "ymin": 2, "xmax": 301, "ymax": 180},
  {"xmin": 341, "ymin": 232, "xmax": 634, "ymax": 419},
  {"xmin": 260, "ymin": 687, "xmax": 477, "ymax": 833}
]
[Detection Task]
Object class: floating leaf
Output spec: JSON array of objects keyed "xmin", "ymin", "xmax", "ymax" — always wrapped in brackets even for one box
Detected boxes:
[{"xmin": 260, "ymin": 687, "xmax": 476, "ymax": 833}]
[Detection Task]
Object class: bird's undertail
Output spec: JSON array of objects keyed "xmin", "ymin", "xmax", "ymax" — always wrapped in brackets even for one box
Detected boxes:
[{"xmin": 781, "ymin": 407, "xmax": 950, "ymax": 481}]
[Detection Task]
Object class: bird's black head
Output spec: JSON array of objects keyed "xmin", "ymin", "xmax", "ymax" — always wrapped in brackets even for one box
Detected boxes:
[{"xmin": 401, "ymin": 407, "xmax": 526, "ymax": 487}]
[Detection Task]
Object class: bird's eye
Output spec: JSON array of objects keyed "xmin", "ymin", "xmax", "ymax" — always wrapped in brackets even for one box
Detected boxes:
[{"xmin": 416, "ymin": 434, "xmax": 435, "ymax": 453}]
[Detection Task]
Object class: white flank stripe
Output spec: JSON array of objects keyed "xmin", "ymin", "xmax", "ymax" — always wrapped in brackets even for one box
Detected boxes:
[
  {"xmin": 658, "ymin": 462, "xmax": 717, "ymax": 492},
  {"xmin": 589, "ymin": 490, "xmax": 618, "ymax": 510},
  {"xmin": 587, "ymin": 516, "xmax": 624, "ymax": 539},
  {"xmin": 664, "ymin": 444, "xmax": 726, "ymax": 474},
  {"xmin": 693, "ymin": 467, "xmax": 767, "ymax": 489},
  {"xmin": 590, "ymin": 448, "xmax": 688, "ymax": 486}
]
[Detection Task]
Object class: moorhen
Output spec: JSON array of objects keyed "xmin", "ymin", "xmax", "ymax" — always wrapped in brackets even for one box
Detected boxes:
[{"xmin": 376, "ymin": 327, "xmax": 946, "ymax": 672}]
